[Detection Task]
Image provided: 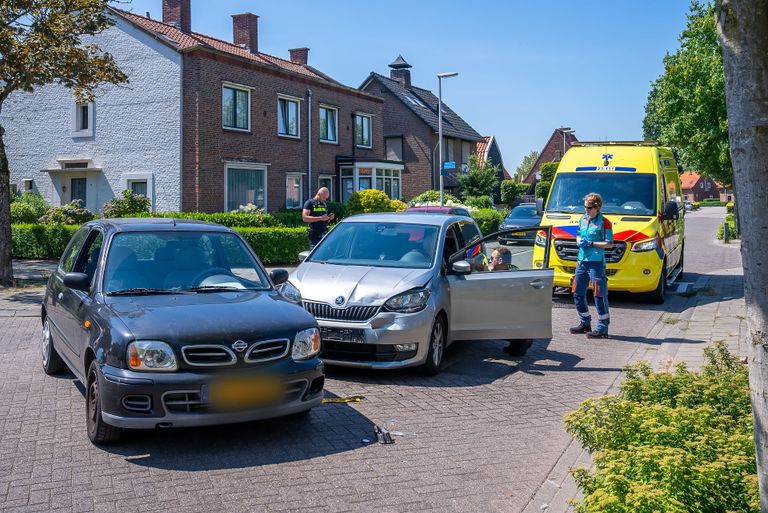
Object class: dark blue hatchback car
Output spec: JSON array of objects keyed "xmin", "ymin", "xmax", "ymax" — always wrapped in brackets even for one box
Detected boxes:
[{"xmin": 42, "ymin": 218, "xmax": 324, "ymax": 444}]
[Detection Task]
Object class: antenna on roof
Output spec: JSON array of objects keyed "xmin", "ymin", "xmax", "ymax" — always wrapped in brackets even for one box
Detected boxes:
[{"xmin": 146, "ymin": 11, "xmax": 151, "ymax": 19}]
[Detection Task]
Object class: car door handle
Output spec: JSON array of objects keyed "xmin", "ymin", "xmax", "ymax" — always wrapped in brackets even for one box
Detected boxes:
[{"xmin": 529, "ymin": 279, "xmax": 545, "ymax": 289}]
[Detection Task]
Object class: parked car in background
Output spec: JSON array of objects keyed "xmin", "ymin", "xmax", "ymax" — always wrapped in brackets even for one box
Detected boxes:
[
  {"xmin": 684, "ymin": 200, "xmax": 693, "ymax": 211},
  {"xmin": 406, "ymin": 205, "xmax": 472, "ymax": 217},
  {"xmin": 42, "ymin": 218, "xmax": 324, "ymax": 444},
  {"xmin": 498, "ymin": 203, "xmax": 542, "ymax": 245},
  {"xmin": 283, "ymin": 213, "xmax": 553, "ymax": 375}
]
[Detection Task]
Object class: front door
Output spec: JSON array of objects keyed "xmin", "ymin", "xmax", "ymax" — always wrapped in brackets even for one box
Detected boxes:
[
  {"xmin": 70, "ymin": 177, "xmax": 87, "ymax": 207},
  {"xmin": 447, "ymin": 227, "xmax": 553, "ymax": 341}
]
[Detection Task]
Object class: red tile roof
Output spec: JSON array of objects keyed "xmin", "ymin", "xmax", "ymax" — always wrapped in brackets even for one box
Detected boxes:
[
  {"xmin": 476, "ymin": 136, "xmax": 492, "ymax": 162},
  {"xmin": 113, "ymin": 8, "xmax": 330, "ymax": 82},
  {"xmin": 680, "ymin": 171, "xmax": 703, "ymax": 190}
]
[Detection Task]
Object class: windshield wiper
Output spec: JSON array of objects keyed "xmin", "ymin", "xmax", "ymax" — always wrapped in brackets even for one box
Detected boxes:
[
  {"xmin": 107, "ymin": 288, "xmax": 183, "ymax": 296},
  {"xmin": 178, "ymin": 285, "xmax": 255, "ymax": 293}
]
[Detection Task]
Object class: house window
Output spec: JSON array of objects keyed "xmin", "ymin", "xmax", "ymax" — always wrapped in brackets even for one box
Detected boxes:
[
  {"xmin": 222, "ymin": 84, "xmax": 250, "ymax": 131},
  {"xmin": 128, "ymin": 180, "xmax": 148, "ymax": 197},
  {"xmin": 319, "ymin": 175, "xmax": 334, "ymax": 200},
  {"xmin": 446, "ymin": 138, "xmax": 455, "ymax": 163},
  {"xmin": 319, "ymin": 106, "xmax": 337, "ymax": 143},
  {"xmin": 374, "ymin": 169, "xmax": 401, "ymax": 200},
  {"xmin": 462, "ymin": 141, "xmax": 471, "ymax": 164},
  {"xmin": 355, "ymin": 114, "xmax": 372, "ymax": 148},
  {"xmin": 72, "ymin": 102, "xmax": 93, "ymax": 137},
  {"xmin": 278, "ymin": 96, "xmax": 300, "ymax": 138},
  {"xmin": 285, "ymin": 174, "xmax": 304, "ymax": 209},
  {"xmin": 226, "ymin": 165, "xmax": 266, "ymax": 212},
  {"xmin": 385, "ymin": 137, "xmax": 403, "ymax": 161}
]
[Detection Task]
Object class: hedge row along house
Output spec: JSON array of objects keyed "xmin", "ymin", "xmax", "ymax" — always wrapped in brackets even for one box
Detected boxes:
[{"xmin": 2, "ymin": 0, "xmax": 491, "ymax": 213}]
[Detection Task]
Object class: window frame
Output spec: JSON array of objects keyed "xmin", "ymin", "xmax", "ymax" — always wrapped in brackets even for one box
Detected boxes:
[
  {"xmin": 224, "ymin": 162, "xmax": 268, "ymax": 212},
  {"xmin": 285, "ymin": 173, "xmax": 305, "ymax": 210},
  {"xmin": 319, "ymin": 105, "xmax": 338, "ymax": 144},
  {"xmin": 277, "ymin": 95, "xmax": 301, "ymax": 139},
  {"xmin": 354, "ymin": 113, "xmax": 373, "ymax": 149},
  {"xmin": 319, "ymin": 175, "xmax": 334, "ymax": 201},
  {"xmin": 71, "ymin": 101, "xmax": 94, "ymax": 138},
  {"xmin": 222, "ymin": 82, "xmax": 252, "ymax": 132}
]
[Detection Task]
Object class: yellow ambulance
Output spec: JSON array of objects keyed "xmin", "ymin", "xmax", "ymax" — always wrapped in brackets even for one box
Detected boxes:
[{"xmin": 532, "ymin": 141, "xmax": 685, "ymax": 303}]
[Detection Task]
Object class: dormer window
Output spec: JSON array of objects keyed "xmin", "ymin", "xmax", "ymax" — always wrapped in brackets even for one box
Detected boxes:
[{"xmin": 72, "ymin": 101, "xmax": 93, "ymax": 137}]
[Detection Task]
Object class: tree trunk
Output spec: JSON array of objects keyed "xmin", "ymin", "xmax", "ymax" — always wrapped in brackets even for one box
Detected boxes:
[
  {"xmin": 0, "ymin": 120, "xmax": 14, "ymax": 287},
  {"xmin": 716, "ymin": 1, "xmax": 768, "ymax": 510}
]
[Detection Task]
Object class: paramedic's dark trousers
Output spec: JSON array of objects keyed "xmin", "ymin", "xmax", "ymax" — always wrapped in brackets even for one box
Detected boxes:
[{"xmin": 573, "ymin": 260, "xmax": 610, "ymax": 334}]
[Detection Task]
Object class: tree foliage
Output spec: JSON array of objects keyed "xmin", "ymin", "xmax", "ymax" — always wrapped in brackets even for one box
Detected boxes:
[
  {"xmin": 514, "ymin": 150, "xmax": 539, "ymax": 182},
  {"xmin": 0, "ymin": 0, "xmax": 128, "ymax": 286},
  {"xmin": 643, "ymin": 1, "xmax": 732, "ymax": 185},
  {"xmin": 458, "ymin": 154, "xmax": 499, "ymax": 199},
  {"xmin": 540, "ymin": 161, "xmax": 559, "ymax": 183}
]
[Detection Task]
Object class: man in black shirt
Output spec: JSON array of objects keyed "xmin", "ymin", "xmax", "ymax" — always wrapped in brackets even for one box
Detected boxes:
[{"xmin": 302, "ymin": 187, "xmax": 334, "ymax": 249}]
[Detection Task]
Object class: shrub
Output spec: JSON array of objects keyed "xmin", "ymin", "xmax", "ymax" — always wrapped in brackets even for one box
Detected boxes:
[
  {"xmin": 458, "ymin": 154, "xmax": 499, "ymax": 199},
  {"xmin": 389, "ymin": 199, "xmax": 407, "ymax": 212},
  {"xmin": 347, "ymin": 189, "xmax": 393, "ymax": 215},
  {"xmin": 500, "ymin": 180, "xmax": 519, "ymax": 205},
  {"xmin": 471, "ymin": 208, "xmax": 503, "ymax": 235},
  {"xmin": 12, "ymin": 191, "xmax": 50, "ymax": 220},
  {"xmin": 692, "ymin": 201, "xmax": 701, "ymax": 210},
  {"xmin": 326, "ymin": 201, "xmax": 349, "ymax": 220},
  {"xmin": 271, "ymin": 210, "xmax": 304, "ymax": 228},
  {"xmin": 40, "ymin": 200, "xmax": 95, "ymax": 225},
  {"xmin": 235, "ymin": 227, "xmax": 308, "ymax": 264},
  {"xmin": 234, "ymin": 203, "xmax": 264, "ymax": 214},
  {"xmin": 564, "ymin": 342, "xmax": 758, "ymax": 513},
  {"xmin": 726, "ymin": 201, "xmax": 734, "ymax": 213},
  {"xmin": 102, "ymin": 189, "xmax": 151, "ymax": 218},
  {"xmin": 700, "ymin": 199, "xmax": 727, "ymax": 206},
  {"xmin": 11, "ymin": 224, "xmax": 80, "ymax": 259},
  {"xmin": 10, "ymin": 202, "xmax": 39, "ymax": 224},
  {"xmin": 535, "ymin": 180, "xmax": 551, "ymax": 200},
  {"xmin": 540, "ymin": 161, "xmax": 558, "ymax": 182},
  {"xmin": 408, "ymin": 190, "xmax": 459, "ymax": 206},
  {"xmin": 464, "ymin": 196, "xmax": 493, "ymax": 209},
  {"xmin": 717, "ymin": 213, "xmax": 739, "ymax": 240}
]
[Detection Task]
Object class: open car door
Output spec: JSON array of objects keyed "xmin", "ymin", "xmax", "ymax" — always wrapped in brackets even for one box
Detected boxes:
[{"xmin": 447, "ymin": 226, "xmax": 553, "ymax": 341}]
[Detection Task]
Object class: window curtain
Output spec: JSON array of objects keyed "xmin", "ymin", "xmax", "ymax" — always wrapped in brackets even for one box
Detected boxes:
[{"xmin": 227, "ymin": 168, "xmax": 265, "ymax": 211}]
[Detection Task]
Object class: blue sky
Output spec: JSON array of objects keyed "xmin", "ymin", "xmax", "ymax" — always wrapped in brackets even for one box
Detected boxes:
[{"xmin": 119, "ymin": 0, "xmax": 692, "ymax": 173}]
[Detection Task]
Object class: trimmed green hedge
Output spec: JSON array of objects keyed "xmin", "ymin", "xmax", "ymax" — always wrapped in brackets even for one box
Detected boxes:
[
  {"xmin": 472, "ymin": 208, "xmax": 503, "ymax": 235},
  {"xmin": 700, "ymin": 199, "xmax": 727, "ymax": 206},
  {"xmin": 11, "ymin": 224, "xmax": 309, "ymax": 265}
]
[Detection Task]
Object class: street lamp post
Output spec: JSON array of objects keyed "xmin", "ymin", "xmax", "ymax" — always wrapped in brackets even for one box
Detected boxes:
[
  {"xmin": 438, "ymin": 72, "xmax": 458, "ymax": 206},
  {"xmin": 559, "ymin": 126, "xmax": 575, "ymax": 158}
]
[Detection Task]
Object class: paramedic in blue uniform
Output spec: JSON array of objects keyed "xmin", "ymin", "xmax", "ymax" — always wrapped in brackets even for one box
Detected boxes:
[{"xmin": 570, "ymin": 192, "xmax": 613, "ymax": 338}]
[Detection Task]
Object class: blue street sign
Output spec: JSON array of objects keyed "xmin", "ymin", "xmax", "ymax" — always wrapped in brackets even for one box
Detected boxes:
[
  {"xmin": 443, "ymin": 161, "xmax": 456, "ymax": 169},
  {"xmin": 440, "ymin": 169, "xmax": 450, "ymax": 176}
]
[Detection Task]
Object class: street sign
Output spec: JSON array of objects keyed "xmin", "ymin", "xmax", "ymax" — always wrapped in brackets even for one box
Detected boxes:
[
  {"xmin": 461, "ymin": 164, "xmax": 469, "ymax": 173},
  {"xmin": 443, "ymin": 161, "xmax": 456, "ymax": 169},
  {"xmin": 440, "ymin": 169, "xmax": 451, "ymax": 176}
]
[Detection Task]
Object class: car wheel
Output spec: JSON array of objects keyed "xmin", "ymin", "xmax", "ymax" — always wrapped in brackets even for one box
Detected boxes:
[
  {"xmin": 505, "ymin": 339, "xmax": 533, "ymax": 357},
  {"xmin": 421, "ymin": 316, "xmax": 446, "ymax": 376},
  {"xmin": 41, "ymin": 318, "xmax": 66, "ymax": 375},
  {"xmin": 86, "ymin": 360, "xmax": 122, "ymax": 445},
  {"xmin": 648, "ymin": 263, "xmax": 667, "ymax": 305}
]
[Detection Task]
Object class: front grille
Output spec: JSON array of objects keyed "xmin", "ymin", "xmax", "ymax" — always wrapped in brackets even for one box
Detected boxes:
[
  {"xmin": 553, "ymin": 240, "xmax": 627, "ymax": 263},
  {"xmin": 162, "ymin": 379, "xmax": 308, "ymax": 414},
  {"xmin": 181, "ymin": 345, "xmax": 236, "ymax": 367},
  {"xmin": 321, "ymin": 341, "xmax": 417, "ymax": 363},
  {"xmin": 244, "ymin": 339, "xmax": 290, "ymax": 363},
  {"xmin": 564, "ymin": 267, "xmax": 618, "ymax": 277},
  {"xmin": 303, "ymin": 301, "xmax": 379, "ymax": 322}
]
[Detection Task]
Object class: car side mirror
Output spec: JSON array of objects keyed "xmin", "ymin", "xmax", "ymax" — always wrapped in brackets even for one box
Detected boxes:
[
  {"xmin": 662, "ymin": 200, "xmax": 679, "ymax": 220},
  {"xmin": 451, "ymin": 260, "xmax": 472, "ymax": 275},
  {"xmin": 269, "ymin": 269, "xmax": 289, "ymax": 285},
  {"xmin": 63, "ymin": 272, "xmax": 90, "ymax": 292},
  {"xmin": 536, "ymin": 197, "xmax": 544, "ymax": 216},
  {"xmin": 298, "ymin": 251, "xmax": 310, "ymax": 262}
]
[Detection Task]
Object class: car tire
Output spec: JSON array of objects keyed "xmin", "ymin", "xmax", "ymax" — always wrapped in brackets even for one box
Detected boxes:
[
  {"xmin": 41, "ymin": 318, "xmax": 66, "ymax": 375},
  {"xmin": 86, "ymin": 360, "xmax": 122, "ymax": 445},
  {"xmin": 505, "ymin": 339, "xmax": 533, "ymax": 357},
  {"xmin": 648, "ymin": 263, "xmax": 667, "ymax": 305},
  {"xmin": 421, "ymin": 315, "xmax": 446, "ymax": 376}
]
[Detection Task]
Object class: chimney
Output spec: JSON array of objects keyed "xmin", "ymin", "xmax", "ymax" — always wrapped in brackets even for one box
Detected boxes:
[
  {"xmin": 232, "ymin": 13, "xmax": 259, "ymax": 53},
  {"xmin": 388, "ymin": 54, "xmax": 412, "ymax": 89},
  {"xmin": 162, "ymin": 0, "xmax": 191, "ymax": 33},
  {"xmin": 289, "ymin": 48, "xmax": 309, "ymax": 65}
]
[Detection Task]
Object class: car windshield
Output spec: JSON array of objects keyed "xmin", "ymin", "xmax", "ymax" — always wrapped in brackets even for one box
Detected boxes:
[
  {"xmin": 507, "ymin": 205, "xmax": 538, "ymax": 218},
  {"xmin": 546, "ymin": 173, "xmax": 657, "ymax": 215},
  {"xmin": 309, "ymin": 222, "xmax": 439, "ymax": 269},
  {"xmin": 103, "ymin": 231, "xmax": 270, "ymax": 294}
]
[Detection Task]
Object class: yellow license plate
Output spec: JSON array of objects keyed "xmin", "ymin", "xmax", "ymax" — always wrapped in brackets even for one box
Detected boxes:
[
  {"xmin": 207, "ymin": 376, "xmax": 282, "ymax": 410},
  {"xmin": 512, "ymin": 231, "xmax": 525, "ymax": 236}
]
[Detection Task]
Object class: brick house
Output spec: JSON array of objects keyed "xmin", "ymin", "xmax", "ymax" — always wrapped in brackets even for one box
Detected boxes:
[
  {"xmin": 3, "ymin": 0, "xmax": 401, "ymax": 213},
  {"xmin": 716, "ymin": 182, "xmax": 734, "ymax": 202},
  {"xmin": 522, "ymin": 127, "xmax": 579, "ymax": 185},
  {"xmin": 476, "ymin": 135, "xmax": 511, "ymax": 202},
  {"xmin": 359, "ymin": 56, "xmax": 484, "ymax": 200},
  {"xmin": 681, "ymin": 171, "xmax": 719, "ymax": 202}
]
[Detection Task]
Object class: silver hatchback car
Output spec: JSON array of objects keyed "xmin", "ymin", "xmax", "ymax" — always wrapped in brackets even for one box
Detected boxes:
[{"xmin": 283, "ymin": 213, "xmax": 554, "ymax": 374}]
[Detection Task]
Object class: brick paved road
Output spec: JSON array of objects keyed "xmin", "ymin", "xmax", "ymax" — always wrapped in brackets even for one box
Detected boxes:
[{"xmin": 0, "ymin": 210, "xmax": 731, "ymax": 513}]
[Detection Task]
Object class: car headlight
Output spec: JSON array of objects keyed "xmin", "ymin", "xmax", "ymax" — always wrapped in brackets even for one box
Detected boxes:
[
  {"xmin": 280, "ymin": 281, "xmax": 302, "ymax": 303},
  {"xmin": 127, "ymin": 341, "xmax": 177, "ymax": 371},
  {"xmin": 535, "ymin": 230, "xmax": 547, "ymax": 247},
  {"xmin": 292, "ymin": 327, "xmax": 321, "ymax": 360},
  {"xmin": 632, "ymin": 239, "xmax": 658, "ymax": 252},
  {"xmin": 384, "ymin": 288, "xmax": 431, "ymax": 313}
]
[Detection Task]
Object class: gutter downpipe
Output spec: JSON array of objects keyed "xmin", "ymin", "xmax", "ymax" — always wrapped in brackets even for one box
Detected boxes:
[{"xmin": 307, "ymin": 87, "xmax": 313, "ymax": 199}]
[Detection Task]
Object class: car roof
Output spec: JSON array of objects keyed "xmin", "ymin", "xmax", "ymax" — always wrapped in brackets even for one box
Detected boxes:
[
  {"xmin": 341, "ymin": 212, "xmax": 469, "ymax": 227},
  {"xmin": 86, "ymin": 218, "xmax": 234, "ymax": 233}
]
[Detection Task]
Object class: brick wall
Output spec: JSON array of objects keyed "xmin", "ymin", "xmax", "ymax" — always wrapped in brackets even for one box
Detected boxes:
[{"xmin": 182, "ymin": 51, "xmax": 384, "ymax": 212}]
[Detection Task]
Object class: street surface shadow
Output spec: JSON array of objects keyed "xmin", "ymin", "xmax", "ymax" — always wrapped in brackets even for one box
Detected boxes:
[
  {"xmin": 101, "ymin": 391, "xmax": 375, "ymax": 471},
  {"xmin": 2, "ymin": 290, "xmax": 44, "ymax": 306}
]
